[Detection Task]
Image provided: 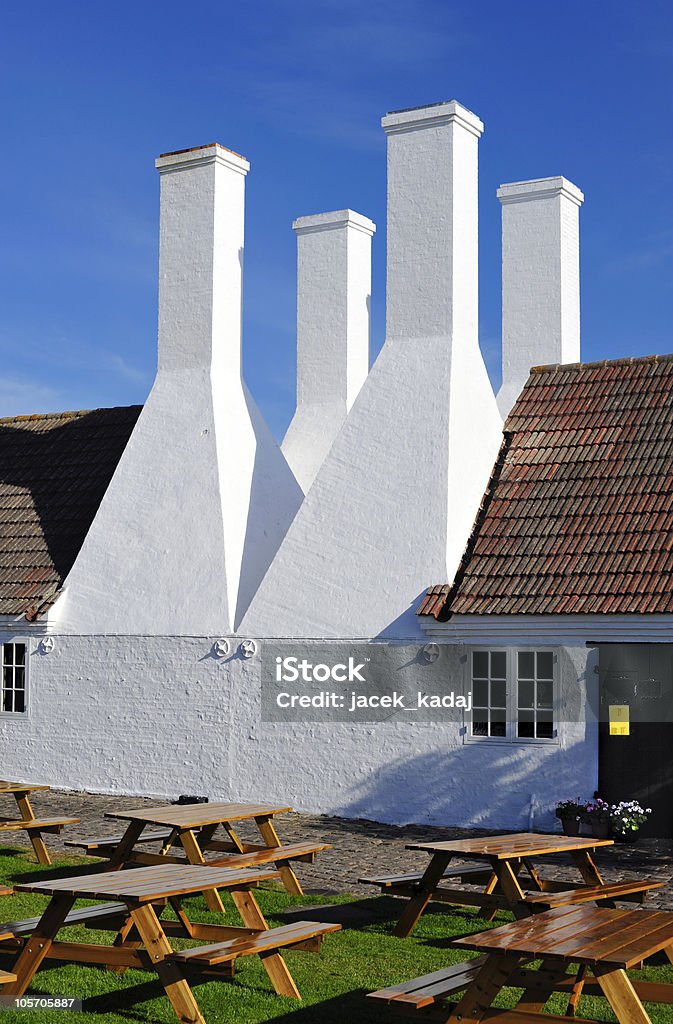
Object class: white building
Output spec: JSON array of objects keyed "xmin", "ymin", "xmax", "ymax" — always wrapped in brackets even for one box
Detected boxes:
[{"xmin": 1, "ymin": 100, "xmax": 667, "ymax": 834}]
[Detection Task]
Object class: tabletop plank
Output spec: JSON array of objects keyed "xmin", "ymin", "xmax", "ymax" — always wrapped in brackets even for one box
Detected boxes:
[
  {"xmin": 453, "ymin": 906, "xmax": 673, "ymax": 969},
  {"xmin": 407, "ymin": 832, "xmax": 613, "ymax": 859},
  {"xmin": 0, "ymin": 781, "xmax": 49, "ymax": 794},
  {"xmin": 105, "ymin": 802, "xmax": 293, "ymax": 828},
  {"xmin": 14, "ymin": 864, "xmax": 280, "ymax": 902}
]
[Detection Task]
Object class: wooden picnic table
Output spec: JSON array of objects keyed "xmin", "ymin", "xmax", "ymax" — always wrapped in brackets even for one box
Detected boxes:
[
  {"xmin": 97, "ymin": 801, "xmax": 324, "ymax": 911},
  {"xmin": 0, "ymin": 780, "xmax": 78, "ymax": 865},
  {"xmin": 384, "ymin": 832, "xmax": 614, "ymax": 937},
  {"xmin": 3, "ymin": 862, "xmax": 339, "ymax": 1024},
  {"xmin": 447, "ymin": 904, "xmax": 673, "ymax": 1024}
]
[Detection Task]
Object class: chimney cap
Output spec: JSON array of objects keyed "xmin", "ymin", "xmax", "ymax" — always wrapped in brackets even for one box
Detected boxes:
[
  {"xmin": 293, "ymin": 209, "xmax": 376, "ymax": 237},
  {"xmin": 381, "ymin": 100, "xmax": 483, "ymax": 138},
  {"xmin": 155, "ymin": 143, "xmax": 249, "ymax": 175},
  {"xmin": 497, "ymin": 176, "xmax": 584, "ymax": 207}
]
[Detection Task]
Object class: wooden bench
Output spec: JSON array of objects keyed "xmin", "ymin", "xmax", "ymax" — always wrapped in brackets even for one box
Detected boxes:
[
  {"xmin": 360, "ymin": 863, "xmax": 493, "ymax": 891},
  {"xmin": 65, "ymin": 829, "xmax": 174, "ymax": 854},
  {"xmin": 369, "ymin": 963, "xmax": 600, "ymax": 1021},
  {"xmin": 369, "ymin": 955, "xmax": 489, "ymax": 1011},
  {"xmin": 169, "ymin": 920, "xmax": 341, "ymax": 967},
  {"xmin": 0, "ymin": 816, "xmax": 78, "ymax": 835},
  {"xmin": 208, "ymin": 841, "xmax": 332, "ymax": 869},
  {"xmin": 0, "ymin": 902, "xmax": 129, "ymax": 937},
  {"xmin": 524, "ymin": 878, "xmax": 665, "ymax": 910}
]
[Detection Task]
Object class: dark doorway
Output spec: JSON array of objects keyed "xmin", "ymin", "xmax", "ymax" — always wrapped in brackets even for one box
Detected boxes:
[{"xmin": 597, "ymin": 643, "xmax": 673, "ymax": 838}]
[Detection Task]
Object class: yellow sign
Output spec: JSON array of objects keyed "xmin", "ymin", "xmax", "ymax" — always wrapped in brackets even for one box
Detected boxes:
[{"xmin": 609, "ymin": 704, "xmax": 630, "ymax": 736}]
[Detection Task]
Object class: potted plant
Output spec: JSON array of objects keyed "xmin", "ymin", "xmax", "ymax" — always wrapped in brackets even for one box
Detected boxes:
[
  {"xmin": 609, "ymin": 801, "xmax": 651, "ymax": 843},
  {"xmin": 555, "ymin": 798, "xmax": 584, "ymax": 836},
  {"xmin": 581, "ymin": 798, "xmax": 612, "ymax": 839}
]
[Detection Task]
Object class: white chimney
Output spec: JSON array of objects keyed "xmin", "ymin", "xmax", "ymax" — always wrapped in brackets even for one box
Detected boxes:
[
  {"xmin": 282, "ymin": 209, "xmax": 375, "ymax": 493},
  {"xmin": 382, "ymin": 101, "xmax": 483, "ymax": 346},
  {"xmin": 155, "ymin": 143, "xmax": 248, "ymax": 376},
  {"xmin": 497, "ymin": 176, "xmax": 584, "ymax": 417},
  {"xmin": 58, "ymin": 143, "xmax": 302, "ymax": 635}
]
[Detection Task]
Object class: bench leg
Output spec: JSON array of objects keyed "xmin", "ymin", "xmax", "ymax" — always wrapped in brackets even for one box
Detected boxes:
[
  {"xmin": 5, "ymin": 893, "xmax": 75, "ymax": 996},
  {"xmin": 15, "ymin": 794, "xmax": 51, "ymax": 866},
  {"xmin": 566, "ymin": 963, "xmax": 588, "ymax": 1016},
  {"xmin": 180, "ymin": 829, "xmax": 225, "ymax": 913},
  {"xmin": 594, "ymin": 965, "xmax": 652, "ymax": 1024},
  {"xmin": 229, "ymin": 886, "xmax": 300, "ymax": 998},
  {"xmin": 445, "ymin": 952, "xmax": 521, "ymax": 1024},
  {"xmin": 255, "ymin": 816, "xmax": 303, "ymax": 896},
  {"xmin": 516, "ymin": 959, "xmax": 572, "ymax": 1013},
  {"xmin": 259, "ymin": 949, "xmax": 301, "ymax": 999},
  {"xmin": 107, "ymin": 820, "xmax": 147, "ymax": 869},
  {"xmin": 394, "ymin": 853, "xmax": 453, "ymax": 938},
  {"xmin": 130, "ymin": 903, "xmax": 205, "ymax": 1024}
]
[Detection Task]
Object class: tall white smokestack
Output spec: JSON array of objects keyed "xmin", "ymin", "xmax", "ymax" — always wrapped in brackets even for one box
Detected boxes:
[
  {"xmin": 497, "ymin": 176, "xmax": 584, "ymax": 417},
  {"xmin": 383, "ymin": 101, "xmax": 482, "ymax": 346},
  {"xmin": 156, "ymin": 144, "xmax": 248, "ymax": 376},
  {"xmin": 282, "ymin": 209, "xmax": 375, "ymax": 493},
  {"xmin": 58, "ymin": 143, "xmax": 302, "ymax": 635}
]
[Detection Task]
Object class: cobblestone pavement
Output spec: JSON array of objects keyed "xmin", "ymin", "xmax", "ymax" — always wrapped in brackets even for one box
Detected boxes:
[{"xmin": 7, "ymin": 789, "xmax": 673, "ymax": 908}]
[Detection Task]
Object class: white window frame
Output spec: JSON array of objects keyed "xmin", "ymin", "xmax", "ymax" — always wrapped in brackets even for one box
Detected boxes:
[
  {"xmin": 0, "ymin": 639, "xmax": 29, "ymax": 718},
  {"xmin": 466, "ymin": 647, "xmax": 558, "ymax": 745}
]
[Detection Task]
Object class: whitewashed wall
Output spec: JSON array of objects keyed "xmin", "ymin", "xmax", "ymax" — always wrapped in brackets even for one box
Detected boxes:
[{"xmin": 1, "ymin": 636, "xmax": 597, "ymax": 830}]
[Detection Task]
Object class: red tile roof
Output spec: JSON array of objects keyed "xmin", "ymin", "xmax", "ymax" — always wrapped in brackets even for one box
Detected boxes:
[
  {"xmin": 0, "ymin": 406, "xmax": 141, "ymax": 619},
  {"xmin": 419, "ymin": 354, "xmax": 673, "ymax": 619}
]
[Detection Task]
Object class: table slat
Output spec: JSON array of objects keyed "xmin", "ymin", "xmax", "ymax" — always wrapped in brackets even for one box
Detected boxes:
[{"xmin": 105, "ymin": 802, "xmax": 293, "ymax": 828}]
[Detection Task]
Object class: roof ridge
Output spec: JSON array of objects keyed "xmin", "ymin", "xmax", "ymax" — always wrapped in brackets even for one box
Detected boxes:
[
  {"xmin": 0, "ymin": 405, "xmax": 143, "ymax": 425},
  {"xmin": 530, "ymin": 353, "xmax": 673, "ymax": 374}
]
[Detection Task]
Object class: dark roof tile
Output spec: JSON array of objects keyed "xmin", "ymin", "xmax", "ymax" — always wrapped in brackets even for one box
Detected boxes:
[
  {"xmin": 419, "ymin": 353, "xmax": 673, "ymax": 619},
  {"xmin": 0, "ymin": 407, "xmax": 141, "ymax": 618}
]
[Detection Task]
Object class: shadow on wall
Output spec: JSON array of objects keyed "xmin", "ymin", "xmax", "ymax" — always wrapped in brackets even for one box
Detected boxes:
[
  {"xmin": 334, "ymin": 736, "xmax": 594, "ymax": 831},
  {"xmin": 234, "ymin": 383, "xmax": 303, "ymax": 629},
  {"xmin": 0, "ymin": 407, "xmax": 142, "ymax": 614},
  {"xmin": 374, "ymin": 590, "xmax": 429, "ymax": 641}
]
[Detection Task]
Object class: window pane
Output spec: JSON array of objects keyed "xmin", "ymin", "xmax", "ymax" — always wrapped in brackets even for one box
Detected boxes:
[
  {"xmin": 472, "ymin": 718, "xmax": 488, "ymax": 737},
  {"xmin": 491, "ymin": 652, "xmax": 506, "ymax": 679},
  {"xmin": 14, "ymin": 644, "xmax": 25, "ymax": 666},
  {"xmin": 490, "ymin": 710, "xmax": 506, "ymax": 737},
  {"xmin": 491, "ymin": 680, "xmax": 506, "ymax": 708},
  {"xmin": 518, "ymin": 680, "xmax": 535, "ymax": 709},
  {"xmin": 537, "ymin": 652, "xmax": 553, "ymax": 679},
  {"xmin": 518, "ymin": 651, "xmax": 535, "ymax": 679},
  {"xmin": 473, "ymin": 680, "xmax": 489, "ymax": 707},
  {"xmin": 473, "ymin": 651, "xmax": 489, "ymax": 678},
  {"xmin": 3, "ymin": 665, "xmax": 12, "ymax": 689},
  {"xmin": 2, "ymin": 690, "xmax": 12, "ymax": 713},
  {"xmin": 518, "ymin": 711, "xmax": 535, "ymax": 738},
  {"xmin": 2, "ymin": 643, "xmax": 13, "ymax": 666},
  {"xmin": 13, "ymin": 690, "xmax": 24, "ymax": 713},
  {"xmin": 537, "ymin": 680, "xmax": 553, "ymax": 709},
  {"xmin": 536, "ymin": 716, "xmax": 553, "ymax": 739}
]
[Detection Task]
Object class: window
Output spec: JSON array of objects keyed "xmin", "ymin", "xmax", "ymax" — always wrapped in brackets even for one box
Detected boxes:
[
  {"xmin": 1, "ymin": 642, "xmax": 27, "ymax": 714},
  {"xmin": 469, "ymin": 648, "xmax": 556, "ymax": 742}
]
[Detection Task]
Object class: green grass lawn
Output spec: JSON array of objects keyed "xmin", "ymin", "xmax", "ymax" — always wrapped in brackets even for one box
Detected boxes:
[{"xmin": 0, "ymin": 845, "xmax": 671, "ymax": 1023}]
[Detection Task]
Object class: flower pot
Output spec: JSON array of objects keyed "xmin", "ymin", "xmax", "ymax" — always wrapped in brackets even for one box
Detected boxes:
[
  {"xmin": 614, "ymin": 829, "xmax": 640, "ymax": 844},
  {"xmin": 590, "ymin": 821, "xmax": 610, "ymax": 839},
  {"xmin": 561, "ymin": 818, "xmax": 580, "ymax": 836}
]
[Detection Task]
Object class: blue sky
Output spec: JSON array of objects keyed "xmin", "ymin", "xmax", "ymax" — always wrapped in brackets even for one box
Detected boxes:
[{"xmin": 2, "ymin": 0, "xmax": 673, "ymax": 439}]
